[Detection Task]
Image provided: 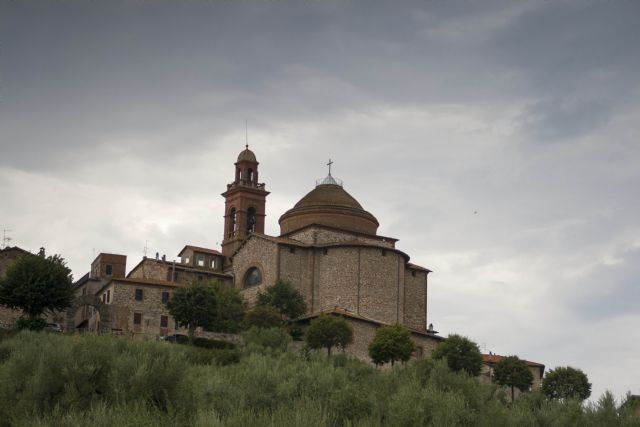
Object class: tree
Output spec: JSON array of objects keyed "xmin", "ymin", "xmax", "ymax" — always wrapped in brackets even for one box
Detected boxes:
[
  {"xmin": 243, "ymin": 306, "xmax": 283, "ymax": 330},
  {"xmin": 542, "ymin": 366, "xmax": 591, "ymax": 401},
  {"xmin": 492, "ymin": 355, "xmax": 534, "ymax": 402},
  {"xmin": 368, "ymin": 324, "xmax": 415, "ymax": 366},
  {"xmin": 431, "ymin": 333, "xmax": 483, "ymax": 376},
  {"xmin": 0, "ymin": 253, "xmax": 74, "ymax": 329},
  {"xmin": 256, "ymin": 280, "xmax": 307, "ymax": 320},
  {"xmin": 304, "ymin": 315, "xmax": 353, "ymax": 356},
  {"xmin": 167, "ymin": 280, "xmax": 245, "ymax": 343}
]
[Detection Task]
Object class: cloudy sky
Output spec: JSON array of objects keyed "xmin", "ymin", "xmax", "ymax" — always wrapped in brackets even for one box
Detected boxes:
[{"xmin": 1, "ymin": 0, "xmax": 639, "ymax": 401}]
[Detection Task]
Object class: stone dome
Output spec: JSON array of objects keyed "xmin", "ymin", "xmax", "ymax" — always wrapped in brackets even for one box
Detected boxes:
[
  {"xmin": 237, "ymin": 147, "xmax": 257, "ymax": 162},
  {"xmin": 279, "ymin": 181, "xmax": 379, "ymax": 236}
]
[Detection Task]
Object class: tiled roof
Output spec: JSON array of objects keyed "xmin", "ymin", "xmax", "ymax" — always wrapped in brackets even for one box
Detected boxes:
[
  {"xmin": 177, "ymin": 245, "xmax": 223, "ymax": 257},
  {"xmin": 482, "ymin": 354, "xmax": 545, "ymax": 368}
]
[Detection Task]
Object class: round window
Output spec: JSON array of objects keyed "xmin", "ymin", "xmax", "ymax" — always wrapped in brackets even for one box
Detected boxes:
[{"xmin": 244, "ymin": 267, "xmax": 262, "ymax": 287}]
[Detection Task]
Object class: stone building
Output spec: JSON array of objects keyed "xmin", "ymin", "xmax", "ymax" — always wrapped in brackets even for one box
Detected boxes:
[
  {"xmin": 69, "ymin": 147, "xmax": 442, "ymax": 358},
  {"xmin": 222, "ymin": 147, "xmax": 443, "ymax": 359},
  {"xmin": 480, "ymin": 353, "xmax": 546, "ymax": 396}
]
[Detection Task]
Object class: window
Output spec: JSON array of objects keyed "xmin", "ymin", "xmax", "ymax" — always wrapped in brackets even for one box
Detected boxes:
[
  {"xmin": 196, "ymin": 255, "xmax": 205, "ymax": 267},
  {"xmin": 411, "ymin": 271, "xmax": 417, "ymax": 277},
  {"xmin": 243, "ymin": 267, "xmax": 262, "ymax": 288},
  {"xmin": 135, "ymin": 289, "xmax": 143, "ymax": 301},
  {"xmin": 101, "ymin": 293, "xmax": 106, "ymax": 303},
  {"xmin": 105, "ymin": 264, "xmax": 113, "ymax": 275},
  {"xmin": 247, "ymin": 207, "xmax": 256, "ymax": 234},
  {"xmin": 160, "ymin": 315, "xmax": 168, "ymax": 328},
  {"xmin": 323, "ymin": 248, "xmax": 328, "ymax": 255},
  {"xmin": 183, "ymin": 257, "xmax": 190, "ymax": 264},
  {"xmin": 229, "ymin": 208, "xmax": 237, "ymax": 237},
  {"xmin": 162, "ymin": 292, "xmax": 170, "ymax": 304},
  {"xmin": 289, "ymin": 247, "xmax": 296, "ymax": 254},
  {"xmin": 173, "ymin": 271, "xmax": 180, "ymax": 282},
  {"xmin": 106, "ymin": 289, "xmax": 111, "ymax": 303},
  {"xmin": 382, "ymin": 249, "xmax": 387, "ymax": 257},
  {"xmin": 133, "ymin": 313, "xmax": 142, "ymax": 325},
  {"xmin": 211, "ymin": 258, "xmax": 217, "ymax": 269}
]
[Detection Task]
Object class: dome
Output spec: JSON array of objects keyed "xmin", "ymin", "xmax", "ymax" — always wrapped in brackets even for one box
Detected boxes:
[
  {"xmin": 279, "ymin": 181, "xmax": 379, "ymax": 236},
  {"xmin": 237, "ymin": 147, "xmax": 257, "ymax": 162}
]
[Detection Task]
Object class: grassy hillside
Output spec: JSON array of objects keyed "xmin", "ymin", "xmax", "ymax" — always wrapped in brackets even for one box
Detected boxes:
[{"xmin": 0, "ymin": 332, "xmax": 637, "ymax": 426}]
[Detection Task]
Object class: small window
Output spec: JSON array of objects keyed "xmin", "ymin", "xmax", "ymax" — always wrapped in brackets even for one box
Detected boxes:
[
  {"xmin": 162, "ymin": 292, "xmax": 170, "ymax": 304},
  {"xmin": 289, "ymin": 247, "xmax": 296, "ymax": 254},
  {"xmin": 105, "ymin": 264, "xmax": 113, "ymax": 275},
  {"xmin": 196, "ymin": 255, "xmax": 205, "ymax": 267},
  {"xmin": 323, "ymin": 248, "xmax": 328, "ymax": 255},
  {"xmin": 106, "ymin": 289, "xmax": 111, "ymax": 303},
  {"xmin": 135, "ymin": 289, "xmax": 143, "ymax": 301},
  {"xmin": 160, "ymin": 315, "xmax": 168, "ymax": 328},
  {"xmin": 211, "ymin": 258, "xmax": 217, "ymax": 269},
  {"xmin": 243, "ymin": 267, "xmax": 262, "ymax": 288},
  {"xmin": 183, "ymin": 257, "xmax": 190, "ymax": 264},
  {"xmin": 133, "ymin": 313, "xmax": 142, "ymax": 325},
  {"xmin": 382, "ymin": 249, "xmax": 387, "ymax": 257},
  {"xmin": 173, "ymin": 271, "xmax": 180, "ymax": 282},
  {"xmin": 102, "ymin": 293, "xmax": 106, "ymax": 303},
  {"xmin": 412, "ymin": 271, "xmax": 417, "ymax": 277}
]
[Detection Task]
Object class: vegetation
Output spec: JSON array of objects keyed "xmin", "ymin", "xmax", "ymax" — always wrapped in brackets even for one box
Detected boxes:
[
  {"xmin": 167, "ymin": 280, "xmax": 244, "ymax": 342},
  {"xmin": 256, "ymin": 280, "xmax": 307, "ymax": 320},
  {"xmin": 243, "ymin": 306, "xmax": 283, "ymax": 330},
  {"xmin": 0, "ymin": 332, "xmax": 637, "ymax": 427},
  {"xmin": 368, "ymin": 324, "xmax": 414, "ymax": 366},
  {"xmin": 542, "ymin": 366, "xmax": 592, "ymax": 401},
  {"xmin": 492, "ymin": 355, "xmax": 534, "ymax": 402},
  {"xmin": 0, "ymin": 253, "xmax": 74, "ymax": 330},
  {"xmin": 431, "ymin": 333, "xmax": 483, "ymax": 376},
  {"xmin": 304, "ymin": 315, "xmax": 353, "ymax": 356}
]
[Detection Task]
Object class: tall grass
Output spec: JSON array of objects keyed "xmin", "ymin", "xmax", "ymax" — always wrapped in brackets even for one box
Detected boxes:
[{"xmin": 0, "ymin": 332, "xmax": 637, "ymax": 426}]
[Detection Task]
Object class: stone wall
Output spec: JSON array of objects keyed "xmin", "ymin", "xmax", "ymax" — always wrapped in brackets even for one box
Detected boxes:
[
  {"xmin": 310, "ymin": 316, "xmax": 441, "ymax": 365},
  {"xmin": 234, "ymin": 236, "xmax": 278, "ymax": 306},
  {"xmin": 288, "ymin": 227, "xmax": 394, "ymax": 248},
  {"xmin": 128, "ymin": 258, "xmax": 231, "ymax": 286},
  {"xmin": 403, "ymin": 268, "xmax": 428, "ymax": 331},
  {"xmin": 278, "ymin": 245, "xmax": 313, "ymax": 313},
  {"xmin": 357, "ymin": 247, "xmax": 403, "ymax": 325},
  {"xmin": 103, "ymin": 281, "xmax": 178, "ymax": 337},
  {"xmin": 316, "ymin": 247, "xmax": 359, "ymax": 314}
]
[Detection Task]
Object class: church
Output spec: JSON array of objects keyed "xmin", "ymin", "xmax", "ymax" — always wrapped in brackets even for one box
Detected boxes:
[{"xmin": 69, "ymin": 146, "xmax": 443, "ymax": 360}]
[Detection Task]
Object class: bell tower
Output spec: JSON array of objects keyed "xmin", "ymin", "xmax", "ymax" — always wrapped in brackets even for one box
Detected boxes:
[{"xmin": 221, "ymin": 146, "xmax": 269, "ymax": 258}]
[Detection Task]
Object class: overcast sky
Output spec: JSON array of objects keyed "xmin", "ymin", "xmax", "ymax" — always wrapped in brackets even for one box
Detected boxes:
[{"xmin": 1, "ymin": 0, "xmax": 639, "ymax": 401}]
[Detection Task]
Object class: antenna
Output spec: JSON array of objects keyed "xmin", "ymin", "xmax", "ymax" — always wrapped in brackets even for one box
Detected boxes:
[
  {"xmin": 2, "ymin": 229, "xmax": 12, "ymax": 249},
  {"xmin": 143, "ymin": 240, "xmax": 150, "ymax": 257},
  {"xmin": 245, "ymin": 119, "xmax": 249, "ymax": 149}
]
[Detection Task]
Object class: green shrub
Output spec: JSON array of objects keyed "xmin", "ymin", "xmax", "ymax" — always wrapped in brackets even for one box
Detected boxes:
[
  {"xmin": 192, "ymin": 337, "xmax": 236, "ymax": 350},
  {"xmin": 241, "ymin": 326, "xmax": 291, "ymax": 353},
  {"xmin": 15, "ymin": 317, "xmax": 47, "ymax": 331}
]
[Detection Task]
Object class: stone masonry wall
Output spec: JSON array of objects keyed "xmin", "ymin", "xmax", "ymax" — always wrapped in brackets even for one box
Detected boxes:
[
  {"xmin": 324, "ymin": 317, "xmax": 440, "ymax": 364},
  {"xmin": 357, "ymin": 247, "xmax": 403, "ymax": 325},
  {"xmin": 289, "ymin": 227, "xmax": 394, "ymax": 248},
  {"xmin": 105, "ymin": 281, "xmax": 177, "ymax": 337},
  {"xmin": 278, "ymin": 246, "xmax": 313, "ymax": 314},
  {"xmin": 403, "ymin": 268, "xmax": 428, "ymax": 331},
  {"xmin": 316, "ymin": 247, "xmax": 359, "ymax": 314},
  {"xmin": 234, "ymin": 236, "xmax": 278, "ymax": 306}
]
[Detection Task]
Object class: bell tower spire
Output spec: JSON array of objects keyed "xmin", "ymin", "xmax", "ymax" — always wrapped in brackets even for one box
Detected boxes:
[{"xmin": 221, "ymin": 146, "xmax": 269, "ymax": 258}]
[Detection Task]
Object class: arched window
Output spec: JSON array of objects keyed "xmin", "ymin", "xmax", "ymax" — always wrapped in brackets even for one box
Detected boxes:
[
  {"xmin": 229, "ymin": 208, "xmax": 237, "ymax": 237},
  {"xmin": 243, "ymin": 267, "xmax": 262, "ymax": 288},
  {"xmin": 247, "ymin": 207, "xmax": 256, "ymax": 233},
  {"xmin": 248, "ymin": 168, "xmax": 254, "ymax": 182}
]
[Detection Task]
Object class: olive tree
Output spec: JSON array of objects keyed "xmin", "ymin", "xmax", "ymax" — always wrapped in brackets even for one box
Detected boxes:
[
  {"xmin": 431, "ymin": 334, "xmax": 483, "ymax": 376},
  {"xmin": 0, "ymin": 252, "xmax": 74, "ymax": 330},
  {"xmin": 542, "ymin": 366, "xmax": 591, "ymax": 401},
  {"xmin": 492, "ymin": 355, "xmax": 534, "ymax": 402},
  {"xmin": 304, "ymin": 315, "xmax": 353, "ymax": 356}
]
